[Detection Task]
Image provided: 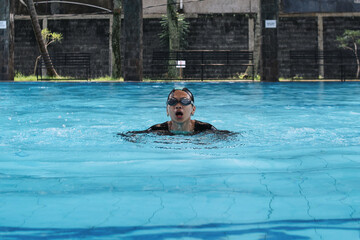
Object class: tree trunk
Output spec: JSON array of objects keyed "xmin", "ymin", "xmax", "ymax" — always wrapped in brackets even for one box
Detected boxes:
[
  {"xmin": 123, "ymin": 0, "xmax": 143, "ymax": 81},
  {"xmin": 260, "ymin": 0, "xmax": 279, "ymax": 82},
  {"xmin": 354, "ymin": 43, "xmax": 360, "ymax": 79},
  {"xmin": 167, "ymin": 0, "xmax": 179, "ymax": 78},
  {"xmin": 112, "ymin": 0, "xmax": 122, "ymax": 79},
  {"xmin": 253, "ymin": 1, "xmax": 262, "ymax": 78},
  {"xmin": 26, "ymin": 0, "xmax": 58, "ymax": 77},
  {"xmin": 0, "ymin": 0, "xmax": 14, "ymax": 81},
  {"xmin": 33, "ymin": 55, "xmax": 41, "ymax": 75}
]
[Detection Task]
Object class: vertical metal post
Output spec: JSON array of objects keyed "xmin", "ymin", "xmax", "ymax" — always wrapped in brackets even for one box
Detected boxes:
[
  {"xmin": 201, "ymin": 65, "xmax": 203, "ymax": 81},
  {"xmin": 317, "ymin": 15, "xmax": 324, "ymax": 78},
  {"xmin": 201, "ymin": 51, "xmax": 204, "ymax": 81},
  {"xmin": 0, "ymin": 0, "xmax": 14, "ymax": 81},
  {"xmin": 260, "ymin": 0, "xmax": 279, "ymax": 82},
  {"xmin": 123, "ymin": 0, "xmax": 143, "ymax": 81}
]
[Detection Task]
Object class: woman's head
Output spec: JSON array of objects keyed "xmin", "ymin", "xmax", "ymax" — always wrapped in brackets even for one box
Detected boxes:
[
  {"xmin": 166, "ymin": 88, "xmax": 196, "ymax": 123},
  {"xmin": 167, "ymin": 88, "xmax": 194, "ymax": 103}
]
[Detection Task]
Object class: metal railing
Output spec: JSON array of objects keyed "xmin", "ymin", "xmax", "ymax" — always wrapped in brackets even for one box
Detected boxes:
[
  {"xmin": 152, "ymin": 50, "xmax": 254, "ymax": 81},
  {"xmin": 36, "ymin": 53, "xmax": 91, "ymax": 80},
  {"xmin": 289, "ymin": 50, "xmax": 359, "ymax": 81}
]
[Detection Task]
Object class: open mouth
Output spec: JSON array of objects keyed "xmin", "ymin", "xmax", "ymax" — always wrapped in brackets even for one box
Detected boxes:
[{"xmin": 175, "ymin": 111, "xmax": 183, "ymax": 117}]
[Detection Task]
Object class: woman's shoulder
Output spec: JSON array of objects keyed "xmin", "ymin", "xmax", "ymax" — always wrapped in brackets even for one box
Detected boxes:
[
  {"xmin": 194, "ymin": 120, "xmax": 217, "ymax": 131},
  {"xmin": 149, "ymin": 121, "xmax": 169, "ymax": 131}
]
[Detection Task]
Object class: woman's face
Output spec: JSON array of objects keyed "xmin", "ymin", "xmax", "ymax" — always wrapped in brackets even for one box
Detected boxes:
[{"xmin": 166, "ymin": 90, "xmax": 196, "ymax": 123}]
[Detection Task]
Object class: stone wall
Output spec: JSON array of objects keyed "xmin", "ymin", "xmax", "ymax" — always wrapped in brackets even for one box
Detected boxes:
[
  {"xmin": 323, "ymin": 16, "xmax": 360, "ymax": 79},
  {"xmin": 15, "ymin": 1, "xmax": 113, "ymax": 15},
  {"xmin": 0, "ymin": 0, "xmax": 14, "ymax": 81},
  {"xmin": 277, "ymin": 15, "xmax": 360, "ymax": 79},
  {"xmin": 48, "ymin": 19, "xmax": 110, "ymax": 78},
  {"xmin": 187, "ymin": 14, "xmax": 248, "ymax": 50},
  {"xmin": 143, "ymin": 18, "xmax": 166, "ymax": 78},
  {"xmin": 144, "ymin": 14, "xmax": 250, "ymax": 79},
  {"xmin": 15, "ymin": 18, "xmax": 110, "ymax": 78},
  {"xmin": 278, "ymin": 17, "xmax": 318, "ymax": 78},
  {"xmin": 14, "ymin": 19, "xmax": 40, "ymax": 76},
  {"xmin": 143, "ymin": 0, "xmax": 258, "ymax": 15},
  {"xmin": 14, "ymin": 14, "xmax": 360, "ymax": 80},
  {"xmin": 15, "ymin": 0, "xmax": 257, "ymax": 16},
  {"xmin": 186, "ymin": 14, "xmax": 249, "ymax": 79},
  {"xmin": 323, "ymin": 17, "xmax": 360, "ymax": 49}
]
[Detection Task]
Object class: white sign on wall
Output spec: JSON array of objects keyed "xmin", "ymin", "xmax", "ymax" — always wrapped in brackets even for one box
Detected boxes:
[
  {"xmin": 355, "ymin": 0, "xmax": 360, "ymax": 4},
  {"xmin": 176, "ymin": 60, "xmax": 186, "ymax": 68},
  {"xmin": 265, "ymin": 20, "xmax": 277, "ymax": 28},
  {"xmin": 0, "ymin": 21, "xmax": 6, "ymax": 29}
]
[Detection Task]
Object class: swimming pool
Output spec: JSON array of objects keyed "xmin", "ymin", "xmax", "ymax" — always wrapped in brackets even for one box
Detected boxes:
[{"xmin": 0, "ymin": 82, "xmax": 359, "ymax": 239}]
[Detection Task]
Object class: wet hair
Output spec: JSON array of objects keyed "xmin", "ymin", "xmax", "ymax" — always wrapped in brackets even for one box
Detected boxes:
[{"xmin": 167, "ymin": 88, "xmax": 195, "ymax": 103}]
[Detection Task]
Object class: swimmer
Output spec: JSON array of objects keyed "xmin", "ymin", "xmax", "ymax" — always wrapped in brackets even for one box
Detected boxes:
[{"xmin": 127, "ymin": 88, "xmax": 218, "ymax": 135}]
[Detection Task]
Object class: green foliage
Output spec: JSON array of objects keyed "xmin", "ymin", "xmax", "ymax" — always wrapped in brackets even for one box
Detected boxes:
[
  {"xmin": 292, "ymin": 75, "xmax": 304, "ymax": 80},
  {"xmin": 34, "ymin": 29, "xmax": 63, "ymax": 75},
  {"xmin": 337, "ymin": 29, "xmax": 360, "ymax": 78},
  {"xmin": 41, "ymin": 28, "xmax": 63, "ymax": 47},
  {"xmin": 90, "ymin": 76, "xmax": 124, "ymax": 82},
  {"xmin": 336, "ymin": 30, "xmax": 360, "ymax": 51},
  {"xmin": 112, "ymin": 0, "xmax": 122, "ymax": 79},
  {"xmin": 14, "ymin": 72, "xmax": 37, "ymax": 81},
  {"xmin": 234, "ymin": 73, "xmax": 260, "ymax": 81},
  {"xmin": 159, "ymin": 7, "xmax": 189, "ymax": 78},
  {"xmin": 14, "ymin": 72, "xmax": 124, "ymax": 82},
  {"xmin": 15, "ymin": 72, "xmax": 70, "ymax": 81},
  {"xmin": 159, "ymin": 12, "xmax": 189, "ymax": 49}
]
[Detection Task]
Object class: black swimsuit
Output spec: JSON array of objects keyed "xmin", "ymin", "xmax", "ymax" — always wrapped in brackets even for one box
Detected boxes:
[
  {"xmin": 118, "ymin": 121, "xmax": 234, "ymax": 139},
  {"xmin": 125, "ymin": 120, "xmax": 217, "ymax": 135},
  {"xmin": 148, "ymin": 120, "xmax": 217, "ymax": 133}
]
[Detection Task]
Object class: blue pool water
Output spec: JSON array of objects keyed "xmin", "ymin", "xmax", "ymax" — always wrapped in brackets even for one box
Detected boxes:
[{"xmin": 0, "ymin": 82, "xmax": 359, "ymax": 240}]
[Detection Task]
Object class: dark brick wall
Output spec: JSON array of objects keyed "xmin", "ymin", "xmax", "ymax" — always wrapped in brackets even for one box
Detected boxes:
[
  {"xmin": 15, "ymin": 19, "xmax": 110, "ymax": 78},
  {"xmin": 15, "ymin": 15, "xmax": 248, "ymax": 79},
  {"xmin": 323, "ymin": 17, "xmax": 360, "ymax": 78},
  {"xmin": 15, "ymin": 1, "xmax": 113, "ymax": 15},
  {"xmin": 0, "ymin": 0, "xmax": 13, "ymax": 80},
  {"xmin": 48, "ymin": 19, "xmax": 110, "ymax": 78},
  {"xmin": 187, "ymin": 14, "xmax": 249, "ymax": 79},
  {"xmin": 278, "ymin": 17, "xmax": 318, "ymax": 78},
  {"xmin": 144, "ymin": 14, "xmax": 250, "ymax": 79},
  {"xmin": 323, "ymin": 17, "xmax": 360, "ymax": 49},
  {"xmin": 14, "ymin": 14, "xmax": 360, "ymax": 80},
  {"xmin": 187, "ymin": 14, "xmax": 248, "ymax": 50},
  {"xmin": 143, "ymin": 18, "xmax": 167, "ymax": 78},
  {"xmin": 14, "ymin": 20, "xmax": 41, "ymax": 75}
]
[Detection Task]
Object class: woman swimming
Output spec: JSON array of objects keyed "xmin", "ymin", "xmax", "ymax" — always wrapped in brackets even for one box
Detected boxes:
[{"xmin": 127, "ymin": 88, "xmax": 218, "ymax": 135}]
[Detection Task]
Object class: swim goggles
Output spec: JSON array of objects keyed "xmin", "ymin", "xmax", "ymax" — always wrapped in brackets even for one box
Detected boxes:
[{"xmin": 167, "ymin": 97, "xmax": 194, "ymax": 106}]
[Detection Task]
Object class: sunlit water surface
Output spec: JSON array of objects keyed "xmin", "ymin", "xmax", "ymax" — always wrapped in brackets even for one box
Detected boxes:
[{"xmin": 0, "ymin": 82, "xmax": 359, "ymax": 240}]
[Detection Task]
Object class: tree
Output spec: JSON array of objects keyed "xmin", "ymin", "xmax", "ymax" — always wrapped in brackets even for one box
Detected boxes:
[
  {"xmin": 159, "ymin": 0, "xmax": 189, "ymax": 78},
  {"xmin": 26, "ymin": 0, "xmax": 58, "ymax": 77},
  {"xmin": 337, "ymin": 29, "xmax": 360, "ymax": 79},
  {"xmin": 33, "ymin": 28, "xmax": 62, "ymax": 75},
  {"xmin": 112, "ymin": 0, "xmax": 122, "ymax": 79},
  {"xmin": 253, "ymin": 0, "xmax": 262, "ymax": 78},
  {"xmin": 123, "ymin": 0, "xmax": 143, "ymax": 81}
]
